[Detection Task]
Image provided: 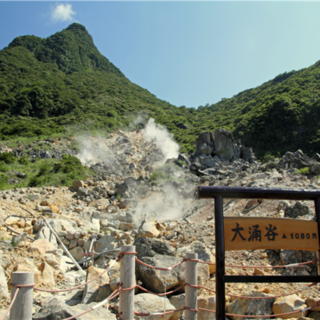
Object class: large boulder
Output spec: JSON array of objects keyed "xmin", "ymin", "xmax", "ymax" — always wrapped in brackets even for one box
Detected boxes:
[
  {"xmin": 117, "ymin": 177, "xmax": 138, "ymax": 198},
  {"xmin": 33, "ymin": 297, "xmax": 116, "ymax": 320},
  {"xmin": 199, "ymin": 156, "xmax": 222, "ymax": 169},
  {"xmin": 227, "ymin": 291, "xmax": 275, "ymax": 320},
  {"xmin": 272, "ymin": 294, "xmax": 308, "ymax": 319},
  {"xmin": 134, "ymin": 237, "xmax": 175, "ymax": 259},
  {"xmin": 310, "ymin": 163, "xmax": 320, "ymax": 175},
  {"xmin": 285, "ymin": 201, "xmax": 311, "ymax": 218},
  {"xmin": 94, "ymin": 235, "xmax": 117, "ymax": 252},
  {"xmin": 241, "ymin": 147, "xmax": 256, "ymax": 163},
  {"xmin": 213, "ymin": 128, "xmax": 240, "ymax": 161},
  {"xmin": 136, "ymin": 254, "xmax": 209, "ymax": 293},
  {"xmin": 306, "ymin": 297, "xmax": 320, "ymax": 312},
  {"xmin": 138, "ymin": 222, "xmax": 160, "ymax": 238},
  {"xmin": 115, "ymin": 293, "xmax": 176, "ymax": 320}
]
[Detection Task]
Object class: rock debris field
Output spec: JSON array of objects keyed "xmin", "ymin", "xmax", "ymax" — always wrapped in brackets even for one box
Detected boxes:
[{"xmin": 0, "ymin": 128, "xmax": 320, "ymax": 319}]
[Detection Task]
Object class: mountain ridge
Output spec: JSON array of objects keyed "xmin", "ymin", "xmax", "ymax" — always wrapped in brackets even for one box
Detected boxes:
[{"xmin": 0, "ymin": 23, "xmax": 320, "ymax": 158}]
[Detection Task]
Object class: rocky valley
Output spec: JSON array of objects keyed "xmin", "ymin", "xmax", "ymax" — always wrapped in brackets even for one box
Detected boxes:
[{"xmin": 0, "ymin": 122, "xmax": 320, "ymax": 319}]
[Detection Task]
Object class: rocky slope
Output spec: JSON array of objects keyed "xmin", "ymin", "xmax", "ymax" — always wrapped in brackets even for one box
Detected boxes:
[{"xmin": 0, "ymin": 127, "xmax": 320, "ymax": 319}]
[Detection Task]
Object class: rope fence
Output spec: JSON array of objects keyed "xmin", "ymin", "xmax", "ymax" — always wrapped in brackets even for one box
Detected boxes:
[{"xmin": 1, "ymin": 246, "xmax": 319, "ymax": 320}]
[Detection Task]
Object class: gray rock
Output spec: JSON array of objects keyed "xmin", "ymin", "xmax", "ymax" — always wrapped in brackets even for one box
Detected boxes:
[
  {"xmin": 198, "ymin": 143, "xmax": 213, "ymax": 156},
  {"xmin": 33, "ymin": 219, "xmax": 45, "ymax": 233},
  {"xmin": 213, "ymin": 128, "xmax": 240, "ymax": 161},
  {"xmin": 116, "ymin": 293, "xmax": 175, "ymax": 320},
  {"xmin": 241, "ymin": 147, "xmax": 256, "ymax": 163},
  {"xmin": 227, "ymin": 291, "xmax": 275, "ymax": 320},
  {"xmin": 34, "ymin": 226, "xmax": 57, "ymax": 247},
  {"xmin": 312, "ymin": 153, "xmax": 320, "ymax": 162},
  {"xmin": 199, "ymin": 156, "xmax": 222, "ymax": 168},
  {"xmin": 136, "ymin": 254, "xmax": 209, "ymax": 293},
  {"xmin": 16, "ymin": 172, "xmax": 27, "ymax": 179},
  {"xmin": 285, "ymin": 201, "xmax": 310, "ymax": 218},
  {"xmin": 94, "ymin": 235, "xmax": 117, "ymax": 252},
  {"xmin": 134, "ymin": 237, "xmax": 175, "ymax": 259},
  {"xmin": 33, "ymin": 297, "xmax": 116, "ymax": 320},
  {"xmin": 77, "ymin": 187, "xmax": 89, "ymax": 197},
  {"xmin": 310, "ymin": 163, "xmax": 320, "ymax": 175},
  {"xmin": 178, "ymin": 153, "xmax": 191, "ymax": 166},
  {"xmin": 280, "ymin": 250, "xmax": 303, "ymax": 265}
]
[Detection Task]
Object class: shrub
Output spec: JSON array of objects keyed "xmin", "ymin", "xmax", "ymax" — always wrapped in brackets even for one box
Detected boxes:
[
  {"xmin": 149, "ymin": 170, "xmax": 167, "ymax": 182},
  {"xmin": 0, "ymin": 161, "xmax": 8, "ymax": 172},
  {"xmin": 296, "ymin": 167, "xmax": 309, "ymax": 175},
  {"xmin": 18, "ymin": 156, "xmax": 29, "ymax": 165},
  {"xmin": 38, "ymin": 162, "xmax": 52, "ymax": 176},
  {"xmin": 0, "ymin": 152, "xmax": 15, "ymax": 164},
  {"xmin": 0, "ymin": 173, "xmax": 8, "ymax": 188}
]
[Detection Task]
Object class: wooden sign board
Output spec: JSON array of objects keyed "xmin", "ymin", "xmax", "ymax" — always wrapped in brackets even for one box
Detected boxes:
[{"xmin": 224, "ymin": 217, "xmax": 319, "ymax": 251}]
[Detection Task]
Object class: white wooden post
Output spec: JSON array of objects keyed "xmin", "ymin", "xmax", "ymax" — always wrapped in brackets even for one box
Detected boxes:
[
  {"xmin": 119, "ymin": 245, "xmax": 135, "ymax": 320},
  {"xmin": 10, "ymin": 271, "xmax": 34, "ymax": 320},
  {"xmin": 185, "ymin": 252, "xmax": 198, "ymax": 320}
]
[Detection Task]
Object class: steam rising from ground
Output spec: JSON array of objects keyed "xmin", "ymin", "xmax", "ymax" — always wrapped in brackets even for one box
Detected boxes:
[
  {"xmin": 73, "ymin": 117, "xmax": 192, "ymax": 225},
  {"xmin": 142, "ymin": 118, "xmax": 179, "ymax": 161},
  {"xmin": 132, "ymin": 185, "xmax": 183, "ymax": 226},
  {"xmin": 75, "ymin": 135, "xmax": 116, "ymax": 165}
]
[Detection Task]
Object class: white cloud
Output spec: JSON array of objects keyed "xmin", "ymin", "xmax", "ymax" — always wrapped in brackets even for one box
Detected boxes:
[{"xmin": 52, "ymin": 4, "xmax": 75, "ymax": 22}]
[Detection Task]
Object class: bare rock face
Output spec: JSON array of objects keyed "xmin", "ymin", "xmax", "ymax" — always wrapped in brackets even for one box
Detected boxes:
[
  {"xmin": 136, "ymin": 254, "xmax": 209, "ymax": 294},
  {"xmin": 272, "ymin": 294, "xmax": 308, "ymax": 319},
  {"xmin": 192, "ymin": 128, "xmax": 256, "ymax": 171},
  {"xmin": 214, "ymin": 128, "xmax": 240, "ymax": 161},
  {"xmin": 227, "ymin": 291, "xmax": 275, "ymax": 320}
]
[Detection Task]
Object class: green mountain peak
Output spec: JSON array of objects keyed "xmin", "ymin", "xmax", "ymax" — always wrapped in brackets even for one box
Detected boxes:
[{"xmin": 7, "ymin": 23, "xmax": 122, "ymax": 75}]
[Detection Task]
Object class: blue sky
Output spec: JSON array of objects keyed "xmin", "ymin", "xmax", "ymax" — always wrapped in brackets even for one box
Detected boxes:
[{"xmin": 1, "ymin": 2, "xmax": 320, "ymax": 109}]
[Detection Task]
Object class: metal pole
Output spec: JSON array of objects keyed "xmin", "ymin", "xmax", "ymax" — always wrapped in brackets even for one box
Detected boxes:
[
  {"xmin": 10, "ymin": 272, "xmax": 34, "ymax": 320},
  {"xmin": 315, "ymin": 198, "xmax": 320, "ymax": 275},
  {"xmin": 185, "ymin": 252, "xmax": 198, "ymax": 320},
  {"xmin": 43, "ymin": 218, "xmax": 84, "ymax": 273},
  {"xmin": 119, "ymin": 245, "xmax": 135, "ymax": 320},
  {"xmin": 214, "ymin": 195, "xmax": 226, "ymax": 319}
]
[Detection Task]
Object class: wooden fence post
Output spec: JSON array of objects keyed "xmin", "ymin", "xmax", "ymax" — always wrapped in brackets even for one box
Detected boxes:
[
  {"xmin": 119, "ymin": 245, "xmax": 135, "ymax": 320},
  {"xmin": 10, "ymin": 271, "xmax": 34, "ymax": 320},
  {"xmin": 185, "ymin": 252, "xmax": 198, "ymax": 320}
]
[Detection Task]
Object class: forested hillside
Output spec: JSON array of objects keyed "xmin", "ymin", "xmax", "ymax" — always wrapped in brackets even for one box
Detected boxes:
[{"xmin": 0, "ymin": 22, "xmax": 320, "ymax": 158}]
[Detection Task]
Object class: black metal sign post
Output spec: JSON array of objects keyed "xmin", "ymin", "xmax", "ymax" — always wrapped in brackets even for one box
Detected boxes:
[{"xmin": 198, "ymin": 186, "xmax": 320, "ymax": 320}]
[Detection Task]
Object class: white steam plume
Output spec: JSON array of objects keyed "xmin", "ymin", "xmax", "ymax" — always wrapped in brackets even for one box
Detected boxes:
[
  {"xmin": 75, "ymin": 134, "xmax": 116, "ymax": 165},
  {"xmin": 132, "ymin": 186, "xmax": 183, "ymax": 226},
  {"xmin": 142, "ymin": 118, "xmax": 179, "ymax": 161}
]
